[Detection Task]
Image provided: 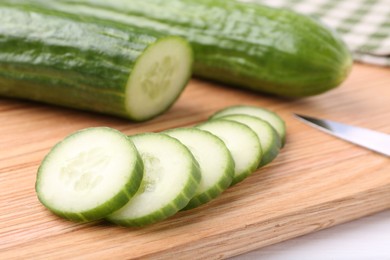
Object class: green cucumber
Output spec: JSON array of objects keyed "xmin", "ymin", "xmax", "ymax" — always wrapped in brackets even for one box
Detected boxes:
[
  {"xmin": 218, "ymin": 114, "xmax": 281, "ymax": 167},
  {"xmin": 31, "ymin": 0, "xmax": 352, "ymax": 97},
  {"xmin": 197, "ymin": 120, "xmax": 262, "ymax": 185},
  {"xmin": 0, "ymin": 3, "xmax": 193, "ymax": 121},
  {"xmin": 107, "ymin": 133, "xmax": 201, "ymax": 227},
  {"xmin": 211, "ymin": 105, "xmax": 287, "ymax": 147},
  {"xmin": 35, "ymin": 127, "xmax": 144, "ymax": 222},
  {"xmin": 165, "ymin": 128, "xmax": 234, "ymax": 210}
]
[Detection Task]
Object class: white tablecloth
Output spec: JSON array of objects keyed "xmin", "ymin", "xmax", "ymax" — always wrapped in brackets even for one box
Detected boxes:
[{"xmin": 234, "ymin": 210, "xmax": 390, "ymax": 260}]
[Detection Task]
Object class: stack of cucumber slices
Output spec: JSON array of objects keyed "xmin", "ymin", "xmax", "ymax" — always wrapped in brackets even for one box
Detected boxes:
[{"xmin": 36, "ymin": 105, "xmax": 286, "ymax": 227}]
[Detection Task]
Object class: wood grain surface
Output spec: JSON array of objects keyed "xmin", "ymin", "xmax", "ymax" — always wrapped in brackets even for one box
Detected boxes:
[{"xmin": 1, "ymin": 63, "xmax": 389, "ymax": 259}]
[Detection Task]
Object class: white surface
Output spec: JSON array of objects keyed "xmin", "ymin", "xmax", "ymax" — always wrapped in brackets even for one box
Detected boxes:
[{"xmin": 233, "ymin": 210, "xmax": 390, "ymax": 260}]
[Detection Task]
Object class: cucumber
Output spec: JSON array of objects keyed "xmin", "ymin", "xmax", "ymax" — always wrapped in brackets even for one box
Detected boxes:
[
  {"xmin": 35, "ymin": 127, "xmax": 144, "ymax": 222},
  {"xmin": 197, "ymin": 120, "xmax": 262, "ymax": 185},
  {"xmin": 211, "ymin": 105, "xmax": 287, "ymax": 147},
  {"xmin": 165, "ymin": 128, "xmax": 234, "ymax": 210},
  {"xmin": 32, "ymin": 0, "xmax": 352, "ymax": 97},
  {"xmin": 107, "ymin": 133, "xmax": 201, "ymax": 227},
  {"xmin": 217, "ymin": 114, "xmax": 281, "ymax": 167},
  {"xmin": 0, "ymin": 3, "xmax": 193, "ymax": 121}
]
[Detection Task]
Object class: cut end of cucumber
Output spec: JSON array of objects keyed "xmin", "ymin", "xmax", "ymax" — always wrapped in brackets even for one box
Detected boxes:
[{"xmin": 125, "ymin": 36, "xmax": 193, "ymax": 121}]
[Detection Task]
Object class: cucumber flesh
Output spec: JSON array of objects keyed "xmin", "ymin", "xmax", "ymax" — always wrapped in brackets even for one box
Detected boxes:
[
  {"xmin": 197, "ymin": 120, "xmax": 262, "ymax": 185},
  {"xmin": 211, "ymin": 105, "xmax": 286, "ymax": 147},
  {"xmin": 107, "ymin": 133, "xmax": 201, "ymax": 227},
  {"xmin": 218, "ymin": 114, "xmax": 281, "ymax": 167},
  {"xmin": 126, "ymin": 37, "xmax": 193, "ymax": 121},
  {"xmin": 35, "ymin": 127, "xmax": 144, "ymax": 222},
  {"xmin": 165, "ymin": 128, "xmax": 234, "ymax": 210}
]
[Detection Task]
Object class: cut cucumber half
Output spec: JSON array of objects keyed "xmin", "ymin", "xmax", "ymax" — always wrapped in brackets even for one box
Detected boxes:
[
  {"xmin": 35, "ymin": 127, "xmax": 144, "ymax": 222},
  {"xmin": 126, "ymin": 36, "xmax": 193, "ymax": 121},
  {"xmin": 197, "ymin": 120, "xmax": 262, "ymax": 185},
  {"xmin": 165, "ymin": 128, "xmax": 234, "ymax": 210},
  {"xmin": 218, "ymin": 114, "xmax": 281, "ymax": 167},
  {"xmin": 0, "ymin": 2, "xmax": 194, "ymax": 121},
  {"xmin": 107, "ymin": 133, "xmax": 201, "ymax": 227},
  {"xmin": 211, "ymin": 105, "xmax": 286, "ymax": 147}
]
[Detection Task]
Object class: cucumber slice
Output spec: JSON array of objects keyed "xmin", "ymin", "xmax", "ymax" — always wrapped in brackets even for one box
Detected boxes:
[
  {"xmin": 211, "ymin": 105, "xmax": 287, "ymax": 147},
  {"xmin": 197, "ymin": 120, "xmax": 262, "ymax": 185},
  {"xmin": 217, "ymin": 114, "xmax": 281, "ymax": 167},
  {"xmin": 35, "ymin": 127, "xmax": 144, "ymax": 222},
  {"xmin": 165, "ymin": 128, "xmax": 234, "ymax": 210},
  {"xmin": 107, "ymin": 133, "xmax": 201, "ymax": 226}
]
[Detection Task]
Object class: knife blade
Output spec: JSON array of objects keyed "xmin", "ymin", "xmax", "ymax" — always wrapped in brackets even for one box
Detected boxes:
[{"xmin": 294, "ymin": 114, "xmax": 390, "ymax": 157}]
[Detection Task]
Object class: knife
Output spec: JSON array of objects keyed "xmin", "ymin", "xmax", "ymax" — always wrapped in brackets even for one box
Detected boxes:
[{"xmin": 294, "ymin": 114, "xmax": 390, "ymax": 157}]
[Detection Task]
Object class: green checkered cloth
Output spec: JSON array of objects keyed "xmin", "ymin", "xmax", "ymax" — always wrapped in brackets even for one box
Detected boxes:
[{"xmin": 243, "ymin": 0, "xmax": 390, "ymax": 66}]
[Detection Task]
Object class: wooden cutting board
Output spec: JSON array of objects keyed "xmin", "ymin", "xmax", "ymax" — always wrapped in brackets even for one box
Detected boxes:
[{"xmin": 1, "ymin": 63, "xmax": 389, "ymax": 259}]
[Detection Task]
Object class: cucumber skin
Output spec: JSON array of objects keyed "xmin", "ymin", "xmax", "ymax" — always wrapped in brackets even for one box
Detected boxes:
[
  {"xmin": 39, "ymin": 0, "xmax": 352, "ymax": 97},
  {"xmin": 258, "ymin": 124, "xmax": 281, "ymax": 167},
  {"xmin": 108, "ymin": 133, "xmax": 202, "ymax": 227},
  {"xmin": 35, "ymin": 128, "xmax": 144, "ymax": 222},
  {"xmin": 0, "ymin": 3, "xmax": 186, "ymax": 121},
  {"xmin": 182, "ymin": 173, "xmax": 232, "ymax": 210}
]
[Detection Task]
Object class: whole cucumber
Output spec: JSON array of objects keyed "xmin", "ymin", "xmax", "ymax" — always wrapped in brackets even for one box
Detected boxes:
[{"xmin": 33, "ymin": 0, "xmax": 352, "ymax": 97}]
